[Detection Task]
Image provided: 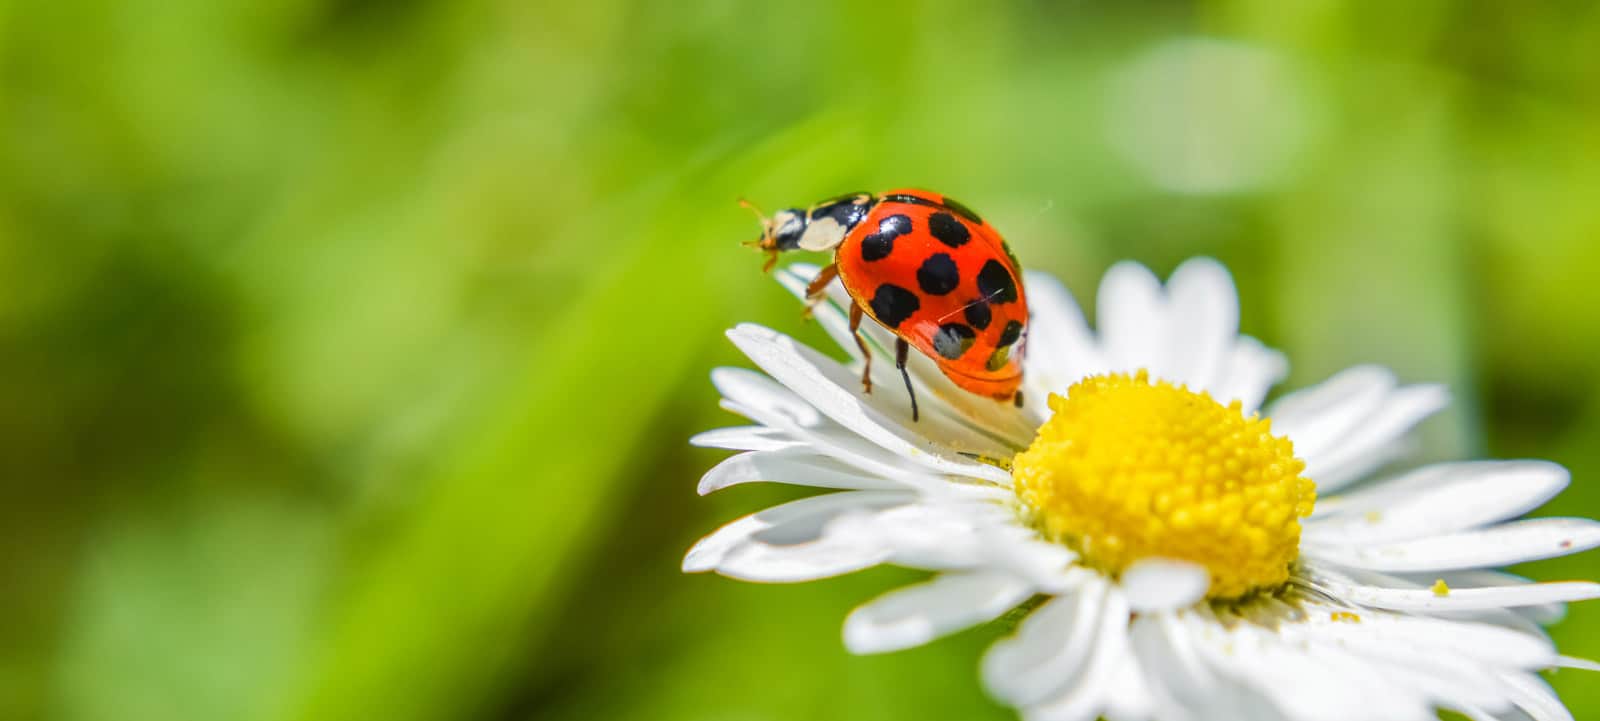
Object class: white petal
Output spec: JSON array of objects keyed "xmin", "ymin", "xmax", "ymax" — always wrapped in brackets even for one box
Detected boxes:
[
  {"xmin": 1399, "ymin": 571, "xmax": 1568, "ymax": 625},
  {"xmin": 1294, "ymin": 605, "xmax": 1558, "ymax": 671},
  {"xmin": 1500, "ymin": 672, "xmax": 1574, "ymax": 721},
  {"xmin": 825, "ymin": 501, "xmax": 1007, "ymax": 571},
  {"xmin": 980, "ymin": 529, "xmax": 1085, "ymax": 594},
  {"xmin": 689, "ymin": 425, "xmax": 799, "ymax": 451},
  {"xmin": 1120, "ymin": 558, "xmax": 1209, "ymax": 612},
  {"xmin": 1268, "ymin": 366, "xmax": 1449, "ymax": 491},
  {"xmin": 1162, "ymin": 258, "xmax": 1239, "ymax": 394},
  {"xmin": 1097, "ymin": 261, "xmax": 1170, "ymax": 377},
  {"xmin": 1025, "ymin": 584, "xmax": 1133, "ymax": 721},
  {"xmin": 1267, "ymin": 367, "xmax": 1395, "ymax": 450},
  {"xmin": 1128, "ymin": 613, "xmax": 1210, "ymax": 715},
  {"xmin": 1305, "ymin": 461, "xmax": 1569, "ymax": 545},
  {"xmin": 1318, "ymin": 567, "xmax": 1559, "ymax": 636},
  {"xmin": 1305, "ymin": 384, "xmax": 1450, "ymax": 491},
  {"xmin": 712, "ymin": 366, "xmax": 823, "ymax": 427},
  {"xmin": 726, "ymin": 324, "xmax": 1012, "ymax": 484},
  {"xmin": 696, "ymin": 448, "xmax": 906, "ymax": 495},
  {"xmin": 1310, "ymin": 517, "xmax": 1600, "ymax": 572},
  {"xmin": 1208, "ymin": 336, "xmax": 1288, "ymax": 413},
  {"xmin": 1184, "ymin": 613, "xmax": 1432, "ymax": 721},
  {"xmin": 1556, "ymin": 655, "xmax": 1600, "ymax": 672},
  {"xmin": 1022, "ymin": 269, "xmax": 1109, "ymax": 386},
  {"xmin": 682, "ymin": 490, "xmax": 910, "ymax": 577},
  {"xmin": 1309, "ymin": 572, "xmax": 1600, "ymax": 611},
  {"xmin": 843, "ymin": 570, "xmax": 1033, "ymax": 654},
  {"xmin": 984, "ymin": 580, "xmax": 1107, "ymax": 707},
  {"xmin": 712, "ymin": 528, "xmax": 892, "ymax": 582},
  {"xmin": 1101, "ymin": 652, "xmax": 1155, "ymax": 721},
  {"xmin": 1269, "ymin": 364, "xmax": 1398, "ymax": 456}
]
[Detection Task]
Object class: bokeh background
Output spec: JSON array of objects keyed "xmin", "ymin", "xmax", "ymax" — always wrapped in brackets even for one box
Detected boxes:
[{"xmin": 4, "ymin": 1, "xmax": 1599, "ymax": 720}]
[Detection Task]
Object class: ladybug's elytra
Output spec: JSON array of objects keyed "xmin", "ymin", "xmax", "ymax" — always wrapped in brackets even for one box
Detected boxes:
[{"xmin": 745, "ymin": 188, "xmax": 1027, "ymax": 421}]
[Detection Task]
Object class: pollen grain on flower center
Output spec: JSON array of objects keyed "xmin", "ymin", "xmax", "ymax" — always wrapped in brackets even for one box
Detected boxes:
[{"xmin": 1011, "ymin": 370, "xmax": 1315, "ymax": 599}]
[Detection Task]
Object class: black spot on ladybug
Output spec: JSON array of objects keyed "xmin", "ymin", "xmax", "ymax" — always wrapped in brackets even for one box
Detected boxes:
[
  {"xmin": 916, "ymin": 253, "xmax": 960, "ymax": 296},
  {"xmin": 810, "ymin": 194, "xmax": 873, "ymax": 232},
  {"xmin": 932, "ymin": 323, "xmax": 976, "ymax": 360},
  {"xmin": 870, "ymin": 283, "xmax": 920, "ymax": 328},
  {"xmin": 941, "ymin": 196, "xmax": 983, "ymax": 224},
  {"xmin": 860, "ymin": 214, "xmax": 912, "ymax": 262},
  {"xmin": 997, "ymin": 320, "xmax": 1023, "ymax": 347},
  {"xmin": 976, "ymin": 260, "xmax": 1018, "ymax": 304},
  {"xmin": 927, "ymin": 212, "xmax": 970, "ymax": 248},
  {"xmin": 963, "ymin": 301, "xmax": 992, "ymax": 330}
]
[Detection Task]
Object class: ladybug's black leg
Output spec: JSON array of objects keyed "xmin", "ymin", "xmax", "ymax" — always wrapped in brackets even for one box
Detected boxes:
[
  {"xmin": 802, "ymin": 263, "xmax": 839, "ymax": 318},
  {"xmin": 896, "ymin": 338, "xmax": 919, "ymax": 422},
  {"xmin": 849, "ymin": 302, "xmax": 872, "ymax": 393}
]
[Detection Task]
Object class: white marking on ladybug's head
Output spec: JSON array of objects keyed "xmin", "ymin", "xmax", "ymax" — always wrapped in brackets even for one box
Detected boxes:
[
  {"xmin": 798, "ymin": 216, "xmax": 847, "ymax": 252},
  {"xmin": 770, "ymin": 209, "xmax": 806, "ymax": 251}
]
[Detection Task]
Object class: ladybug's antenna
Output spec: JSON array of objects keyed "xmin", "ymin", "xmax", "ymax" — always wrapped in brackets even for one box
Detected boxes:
[
  {"xmin": 738, "ymin": 198, "xmax": 770, "ymax": 235},
  {"xmin": 738, "ymin": 198, "xmax": 781, "ymax": 273}
]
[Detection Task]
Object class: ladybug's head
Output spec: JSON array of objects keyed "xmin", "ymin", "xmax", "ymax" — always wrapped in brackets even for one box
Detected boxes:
[
  {"xmin": 741, "ymin": 199, "xmax": 809, "ymax": 272},
  {"xmin": 767, "ymin": 208, "xmax": 808, "ymax": 251}
]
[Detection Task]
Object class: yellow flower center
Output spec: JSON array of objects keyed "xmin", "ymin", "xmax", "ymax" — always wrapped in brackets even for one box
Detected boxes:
[{"xmin": 1011, "ymin": 371, "xmax": 1315, "ymax": 600}]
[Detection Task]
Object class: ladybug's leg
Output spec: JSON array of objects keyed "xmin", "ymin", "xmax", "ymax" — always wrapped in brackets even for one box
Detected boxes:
[
  {"xmin": 895, "ymin": 338, "xmax": 919, "ymax": 422},
  {"xmin": 849, "ymin": 302, "xmax": 872, "ymax": 393},
  {"xmin": 802, "ymin": 263, "xmax": 839, "ymax": 318}
]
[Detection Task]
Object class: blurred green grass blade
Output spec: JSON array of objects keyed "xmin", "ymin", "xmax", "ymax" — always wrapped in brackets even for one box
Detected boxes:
[{"xmin": 279, "ymin": 117, "xmax": 865, "ymax": 721}]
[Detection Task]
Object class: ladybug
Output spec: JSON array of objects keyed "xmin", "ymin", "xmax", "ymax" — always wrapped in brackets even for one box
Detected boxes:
[{"xmin": 744, "ymin": 188, "xmax": 1026, "ymax": 421}]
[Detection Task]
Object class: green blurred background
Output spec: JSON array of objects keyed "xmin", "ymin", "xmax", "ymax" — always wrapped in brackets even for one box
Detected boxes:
[{"xmin": 4, "ymin": 1, "xmax": 1599, "ymax": 720}]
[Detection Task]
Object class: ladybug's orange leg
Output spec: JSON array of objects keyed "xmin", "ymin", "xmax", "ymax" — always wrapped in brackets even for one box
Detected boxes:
[
  {"xmin": 802, "ymin": 263, "xmax": 839, "ymax": 318},
  {"xmin": 895, "ymin": 338, "xmax": 919, "ymax": 422},
  {"xmin": 849, "ymin": 302, "xmax": 872, "ymax": 394}
]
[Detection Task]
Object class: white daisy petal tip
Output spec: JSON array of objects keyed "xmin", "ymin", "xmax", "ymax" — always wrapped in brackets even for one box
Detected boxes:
[
  {"xmin": 1556, "ymin": 655, "xmax": 1600, "ymax": 673},
  {"xmin": 1119, "ymin": 557, "xmax": 1210, "ymax": 612},
  {"xmin": 842, "ymin": 572, "xmax": 1034, "ymax": 655},
  {"xmin": 681, "ymin": 537, "xmax": 718, "ymax": 573}
]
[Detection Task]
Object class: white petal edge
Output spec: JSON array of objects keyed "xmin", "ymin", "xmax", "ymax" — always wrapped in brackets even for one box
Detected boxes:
[
  {"xmin": 1305, "ymin": 460, "xmax": 1569, "ymax": 544},
  {"xmin": 682, "ymin": 490, "xmax": 910, "ymax": 574},
  {"xmin": 1162, "ymin": 257, "xmax": 1239, "ymax": 394},
  {"xmin": 843, "ymin": 570, "xmax": 1034, "ymax": 654},
  {"xmin": 1023, "ymin": 584, "xmax": 1133, "ymax": 721},
  {"xmin": 1268, "ymin": 364, "xmax": 1398, "ymax": 457},
  {"xmin": 1020, "ymin": 270, "xmax": 1108, "ymax": 387},
  {"xmin": 1308, "ymin": 573, "xmax": 1600, "ymax": 611},
  {"xmin": 1306, "ymin": 383, "xmax": 1451, "ymax": 491},
  {"xmin": 689, "ymin": 425, "xmax": 800, "ymax": 452},
  {"xmin": 1501, "ymin": 672, "xmax": 1574, "ymax": 721},
  {"xmin": 984, "ymin": 580, "xmax": 1107, "ymax": 707},
  {"xmin": 1309, "ymin": 517, "xmax": 1600, "ymax": 573},
  {"xmin": 1208, "ymin": 335, "xmax": 1288, "ymax": 414},
  {"xmin": 1097, "ymin": 261, "xmax": 1171, "ymax": 379},
  {"xmin": 696, "ymin": 448, "xmax": 906, "ymax": 495}
]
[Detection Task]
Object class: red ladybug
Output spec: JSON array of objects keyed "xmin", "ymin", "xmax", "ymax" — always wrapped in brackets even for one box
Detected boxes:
[{"xmin": 745, "ymin": 188, "xmax": 1026, "ymax": 421}]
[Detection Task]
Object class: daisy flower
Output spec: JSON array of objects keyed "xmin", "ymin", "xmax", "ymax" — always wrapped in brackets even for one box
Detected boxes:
[{"xmin": 684, "ymin": 257, "xmax": 1600, "ymax": 721}]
